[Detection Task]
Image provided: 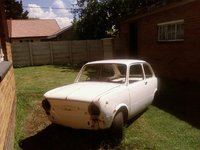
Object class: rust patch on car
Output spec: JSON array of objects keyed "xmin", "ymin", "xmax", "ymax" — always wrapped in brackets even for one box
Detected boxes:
[{"xmin": 90, "ymin": 118, "xmax": 105, "ymax": 128}]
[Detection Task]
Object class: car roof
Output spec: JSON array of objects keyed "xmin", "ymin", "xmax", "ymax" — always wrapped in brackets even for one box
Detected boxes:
[{"xmin": 86, "ymin": 59, "xmax": 146, "ymax": 65}]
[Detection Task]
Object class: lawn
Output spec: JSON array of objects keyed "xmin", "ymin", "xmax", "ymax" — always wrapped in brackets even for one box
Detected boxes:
[{"xmin": 14, "ymin": 65, "xmax": 200, "ymax": 150}]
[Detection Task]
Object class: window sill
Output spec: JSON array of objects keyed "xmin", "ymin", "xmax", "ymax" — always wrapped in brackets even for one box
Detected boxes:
[
  {"xmin": 157, "ymin": 39, "xmax": 184, "ymax": 42},
  {"xmin": 0, "ymin": 61, "xmax": 12, "ymax": 82}
]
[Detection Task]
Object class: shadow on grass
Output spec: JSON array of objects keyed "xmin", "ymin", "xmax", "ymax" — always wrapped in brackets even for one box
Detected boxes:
[
  {"xmin": 153, "ymin": 78, "xmax": 200, "ymax": 129},
  {"xmin": 52, "ymin": 63, "xmax": 84, "ymax": 72},
  {"xmin": 19, "ymin": 124, "xmax": 122, "ymax": 150}
]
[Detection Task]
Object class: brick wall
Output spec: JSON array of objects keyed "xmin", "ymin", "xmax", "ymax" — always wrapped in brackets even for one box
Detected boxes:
[
  {"xmin": 121, "ymin": 0, "xmax": 200, "ymax": 82},
  {"xmin": 138, "ymin": 0, "xmax": 200, "ymax": 82},
  {"xmin": 0, "ymin": 43, "xmax": 16, "ymax": 150}
]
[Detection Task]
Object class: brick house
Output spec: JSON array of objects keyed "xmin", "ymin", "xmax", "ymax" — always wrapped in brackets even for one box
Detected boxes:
[
  {"xmin": 119, "ymin": 0, "xmax": 200, "ymax": 82},
  {"xmin": 0, "ymin": 1, "xmax": 16, "ymax": 150},
  {"xmin": 7, "ymin": 19, "xmax": 60, "ymax": 43}
]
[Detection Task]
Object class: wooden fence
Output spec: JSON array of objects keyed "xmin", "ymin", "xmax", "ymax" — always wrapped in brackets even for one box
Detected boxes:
[{"xmin": 12, "ymin": 40, "xmax": 104, "ymax": 66}]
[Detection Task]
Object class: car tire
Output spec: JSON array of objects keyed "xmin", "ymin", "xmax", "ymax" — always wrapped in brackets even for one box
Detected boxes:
[{"xmin": 110, "ymin": 112, "xmax": 124, "ymax": 138}]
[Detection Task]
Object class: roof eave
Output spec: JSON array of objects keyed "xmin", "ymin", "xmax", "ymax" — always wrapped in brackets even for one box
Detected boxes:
[
  {"xmin": 10, "ymin": 36, "xmax": 48, "ymax": 39},
  {"xmin": 122, "ymin": 0, "xmax": 196, "ymax": 23}
]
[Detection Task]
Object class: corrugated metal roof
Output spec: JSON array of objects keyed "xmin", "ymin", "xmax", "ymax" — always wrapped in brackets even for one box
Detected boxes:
[{"xmin": 8, "ymin": 19, "xmax": 60, "ymax": 38}]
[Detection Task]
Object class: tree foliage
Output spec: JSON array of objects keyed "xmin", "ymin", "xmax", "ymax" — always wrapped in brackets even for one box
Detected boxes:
[
  {"xmin": 72, "ymin": 0, "xmax": 166, "ymax": 39},
  {"xmin": 4, "ymin": 0, "xmax": 28, "ymax": 19}
]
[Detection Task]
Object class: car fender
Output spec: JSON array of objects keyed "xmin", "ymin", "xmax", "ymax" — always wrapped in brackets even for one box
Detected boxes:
[
  {"xmin": 112, "ymin": 103, "xmax": 129, "ymax": 122},
  {"xmin": 99, "ymin": 103, "xmax": 129, "ymax": 129}
]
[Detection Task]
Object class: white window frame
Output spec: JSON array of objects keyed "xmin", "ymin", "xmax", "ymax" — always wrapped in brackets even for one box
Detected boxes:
[{"xmin": 157, "ymin": 19, "xmax": 184, "ymax": 42}]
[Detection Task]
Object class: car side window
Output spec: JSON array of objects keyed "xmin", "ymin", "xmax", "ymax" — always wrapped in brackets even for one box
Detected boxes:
[
  {"xmin": 79, "ymin": 65, "xmax": 100, "ymax": 81},
  {"xmin": 129, "ymin": 64, "xmax": 144, "ymax": 83},
  {"xmin": 143, "ymin": 64, "xmax": 153, "ymax": 78},
  {"xmin": 101, "ymin": 65, "xmax": 115, "ymax": 79}
]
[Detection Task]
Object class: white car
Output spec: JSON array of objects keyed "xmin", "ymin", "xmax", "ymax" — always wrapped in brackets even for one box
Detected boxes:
[{"xmin": 42, "ymin": 59, "xmax": 157, "ymax": 136}]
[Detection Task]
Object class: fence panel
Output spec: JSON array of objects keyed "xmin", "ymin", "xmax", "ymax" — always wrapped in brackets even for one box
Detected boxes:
[
  {"xmin": 114, "ymin": 38, "xmax": 129, "ymax": 58},
  {"xmin": 31, "ymin": 42, "xmax": 51, "ymax": 65},
  {"xmin": 12, "ymin": 43, "xmax": 31, "ymax": 66},
  {"xmin": 51, "ymin": 41, "xmax": 71, "ymax": 64},
  {"xmin": 71, "ymin": 40, "xmax": 87, "ymax": 64},
  {"xmin": 87, "ymin": 40, "xmax": 103, "ymax": 61}
]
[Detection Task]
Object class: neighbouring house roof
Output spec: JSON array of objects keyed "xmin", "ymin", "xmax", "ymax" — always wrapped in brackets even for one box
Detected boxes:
[
  {"xmin": 7, "ymin": 19, "xmax": 60, "ymax": 38},
  {"xmin": 47, "ymin": 25, "xmax": 73, "ymax": 39}
]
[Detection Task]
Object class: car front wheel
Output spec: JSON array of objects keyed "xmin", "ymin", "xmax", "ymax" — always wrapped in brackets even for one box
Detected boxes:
[{"xmin": 110, "ymin": 112, "xmax": 124, "ymax": 138}]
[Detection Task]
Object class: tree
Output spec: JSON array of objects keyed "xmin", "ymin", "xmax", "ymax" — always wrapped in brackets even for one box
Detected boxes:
[
  {"xmin": 4, "ymin": 0, "xmax": 28, "ymax": 19},
  {"xmin": 74, "ymin": 1, "xmax": 110, "ymax": 39},
  {"xmin": 73, "ymin": 0, "xmax": 130, "ymax": 39},
  {"xmin": 72, "ymin": 0, "xmax": 166, "ymax": 39}
]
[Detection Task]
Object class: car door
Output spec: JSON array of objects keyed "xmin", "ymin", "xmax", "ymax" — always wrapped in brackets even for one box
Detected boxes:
[
  {"xmin": 142, "ymin": 63, "xmax": 157, "ymax": 103},
  {"xmin": 128, "ymin": 63, "xmax": 149, "ymax": 116}
]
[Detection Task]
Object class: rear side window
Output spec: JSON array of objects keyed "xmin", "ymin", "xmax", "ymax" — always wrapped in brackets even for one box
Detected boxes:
[
  {"xmin": 143, "ymin": 64, "xmax": 153, "ymax": 78},
  {"xmin": 129, "ymin": 64, "xmax": 144, "ymax": 83}
]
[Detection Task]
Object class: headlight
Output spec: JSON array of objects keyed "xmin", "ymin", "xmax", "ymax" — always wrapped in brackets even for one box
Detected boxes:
[
  {"xmin": 42, "ymin": 99, "xmax": 51, "ymax": 112},
  {"xmin": 88, "ymin": 102, "xmax": 100, "ymax": 117}
]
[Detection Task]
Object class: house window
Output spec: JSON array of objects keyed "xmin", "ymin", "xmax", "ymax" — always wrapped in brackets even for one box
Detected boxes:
[{"xmin": 157, "ymin": 19, "xmax": 184, "ymax": 42}]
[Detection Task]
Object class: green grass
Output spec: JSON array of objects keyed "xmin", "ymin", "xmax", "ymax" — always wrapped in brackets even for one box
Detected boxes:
[
  {"xmin": 14, "ymin": 65, "xmax": 200, "ymax": 150},
  {"xmin": 122, "ymin": 106, "xmax": 200, "ymax": 150}
]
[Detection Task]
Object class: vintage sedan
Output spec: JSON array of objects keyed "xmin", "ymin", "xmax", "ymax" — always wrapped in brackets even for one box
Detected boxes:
[{"xmin": 42, "ymin": 59, "xmax": 157, "ymax": 135}]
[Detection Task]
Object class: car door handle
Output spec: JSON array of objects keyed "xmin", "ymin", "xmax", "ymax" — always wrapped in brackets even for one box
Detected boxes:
[{"xmin": 145, "ymin": 81, "xmax": 148, "ymax": 85}]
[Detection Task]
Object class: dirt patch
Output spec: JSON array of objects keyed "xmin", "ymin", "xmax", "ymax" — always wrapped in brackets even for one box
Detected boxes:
[{"xmin": 23, "ymin": 101, "xmax": 51, "ymax": 137}]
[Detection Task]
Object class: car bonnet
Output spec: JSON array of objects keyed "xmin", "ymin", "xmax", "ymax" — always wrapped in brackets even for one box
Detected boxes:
[{"xmin": 44, "ymin": 82, "xmax": 121, "ymax": 102}]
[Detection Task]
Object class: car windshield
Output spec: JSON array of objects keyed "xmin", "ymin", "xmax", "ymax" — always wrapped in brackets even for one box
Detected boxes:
[{"xmin": 78, "ymin": 63, "xmax": 127, "ymax": 84}]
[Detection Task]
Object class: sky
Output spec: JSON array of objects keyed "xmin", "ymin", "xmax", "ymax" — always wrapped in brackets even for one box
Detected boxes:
[{"xmin": 21, "ymin": 0, "xmax": 77, "ymax": 29}]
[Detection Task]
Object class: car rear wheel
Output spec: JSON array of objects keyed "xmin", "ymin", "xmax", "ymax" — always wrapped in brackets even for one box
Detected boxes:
[{"xmin": 110, "ymin": 112, "xmax": 124, "ymax": 138}]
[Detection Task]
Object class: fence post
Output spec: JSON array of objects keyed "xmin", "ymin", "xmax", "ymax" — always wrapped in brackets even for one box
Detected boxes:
[
  {"xmin": 70, "ymin": 41, "xmax": 73, "ymax": 64},
  {"xmin": 86, "ymin": 40, "xmax": 89, "ymax": 61},
  {"xmin": 67, "ymin": 41, "xmax": 71, "ymax": 64},
  {"xmin": 49, "ymin": 42, "xmax": 54, "ymax": 65},
  {"xmin": 88, "ymin": 40, "xmax": 92, "ymax": 61},
  {"xmin": 29, "ymin": 42, "xmax": 34, "ymax": 66}
]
